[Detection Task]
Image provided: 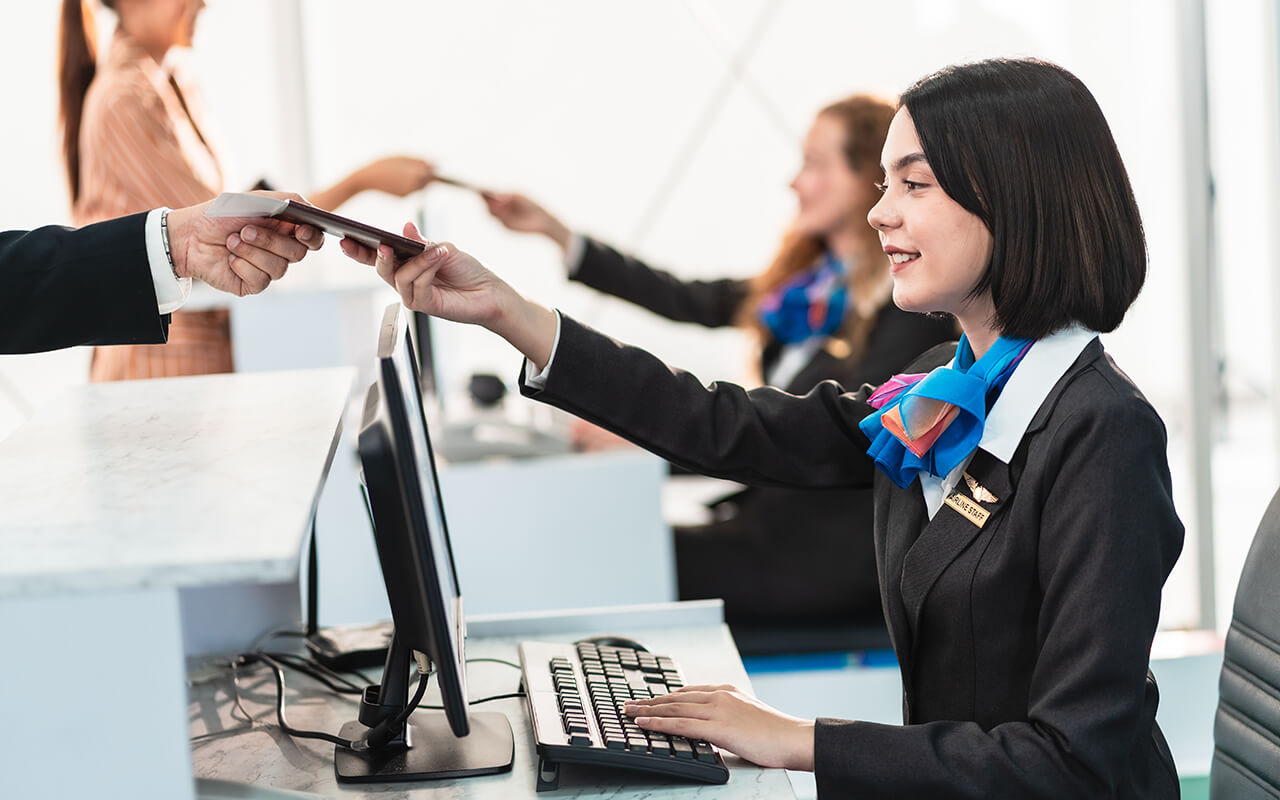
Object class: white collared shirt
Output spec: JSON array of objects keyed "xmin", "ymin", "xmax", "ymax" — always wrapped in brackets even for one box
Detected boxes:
[
  {"xmin": 918, "ymin": 326, "xmax": 1098, "ymax": 518},
  {"xmin": 143, "ymin": 208, "xmax": 193, "ymax": 314}
]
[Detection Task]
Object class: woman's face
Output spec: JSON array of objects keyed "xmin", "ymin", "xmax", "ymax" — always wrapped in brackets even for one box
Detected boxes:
[
  {"xmin": 790, "ymin": 114, "xmax": 874, "ymax": 239},
  {"xmin": 867, "ymin": 108, "xmax": 994, "ymax": 322}
]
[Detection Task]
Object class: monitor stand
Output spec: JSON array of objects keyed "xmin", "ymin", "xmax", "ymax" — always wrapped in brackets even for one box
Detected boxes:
[
  {"xmin": 334, "ymin": 634, "xmax": 514, "ymax": 782},
  {"xmin": 334, "ymin": 712, "xmax": 514, "ymax": 782}
]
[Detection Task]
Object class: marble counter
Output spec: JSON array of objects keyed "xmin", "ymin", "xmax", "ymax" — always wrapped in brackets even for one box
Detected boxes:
[{"xmin": 0, "ymin": 367, "xmax": 355, "ymax": 597}]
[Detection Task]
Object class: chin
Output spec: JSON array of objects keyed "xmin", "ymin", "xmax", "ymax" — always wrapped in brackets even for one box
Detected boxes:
[{"xmin": 890, "ymin": 285, "xmax": 935, "ymax": 315}]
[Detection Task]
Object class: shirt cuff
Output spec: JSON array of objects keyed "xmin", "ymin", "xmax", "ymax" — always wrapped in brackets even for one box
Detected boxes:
[
  {"xmin": 522, "ymin": 309, "xmax": 563, "ymax": 389},
  {"xmin": 145, "ymin": 208, "xmax": 193, "ymax": 315},
  {"xmin": 563, "ymin": 233, "xmax": 586, "ymax": 277}
]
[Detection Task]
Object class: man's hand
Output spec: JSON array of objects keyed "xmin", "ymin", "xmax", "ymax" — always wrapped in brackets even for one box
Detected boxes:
[
  {"xmin": 482, "ymin": 192, "xmax": 571, "ymax": 250},
  {"xmin": 166, "ymin": 192, "xmax": 324, "ymax": 296}
]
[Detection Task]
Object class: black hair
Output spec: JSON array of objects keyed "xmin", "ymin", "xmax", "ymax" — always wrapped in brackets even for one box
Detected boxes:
[{"xmin": 900, "ymin": 58, "xmax": 1146, "ymax": 338}]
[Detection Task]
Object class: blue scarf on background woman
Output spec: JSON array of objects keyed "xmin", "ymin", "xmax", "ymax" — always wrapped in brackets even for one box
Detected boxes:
[
  {"xmin": 859, "ymin": 334, "xmax": 1034, "ymax": 488},
  {"xmin": 757, "ymin": 252, "xmax": 848, "ymax": 344}
]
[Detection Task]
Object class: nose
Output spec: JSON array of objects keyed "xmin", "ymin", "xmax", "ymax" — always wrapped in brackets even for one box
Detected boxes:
[{"xmin": 867, "ymin": 190, "xmax": 898, "ymax": 231}]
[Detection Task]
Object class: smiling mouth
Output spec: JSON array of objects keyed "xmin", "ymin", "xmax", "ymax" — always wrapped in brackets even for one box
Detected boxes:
[{"xmin": 888, "ymin": 251, "xmax": 919, "ymax": 271}]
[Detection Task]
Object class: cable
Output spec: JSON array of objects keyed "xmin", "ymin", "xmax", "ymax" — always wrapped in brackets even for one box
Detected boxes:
[
  {"xmin": 416, "ymin": 689, "xmax": 526, "ymax": 711},
  {"xmin": 252, "ymin": 652, "xmax": 432, "ymax": 753},
  {"xmin": 353, "ymin": 669, "xmax": 432, "ymax": 751},
  {"xmin": 257, "ymin": 651, "xmax": 365, "ymax": 694},
  {"xmin": 256, "ymin": 653, "xmax": 357, "ymax": 749},
  {"xmin": 465, "ymin": 657, "xmax": 521, "ymax": 670}
]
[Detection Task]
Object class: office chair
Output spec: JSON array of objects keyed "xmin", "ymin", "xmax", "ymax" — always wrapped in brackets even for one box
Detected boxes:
[{"xmin": 1209, "ymin": 485, "xmax": 1280, "ymax": 798}]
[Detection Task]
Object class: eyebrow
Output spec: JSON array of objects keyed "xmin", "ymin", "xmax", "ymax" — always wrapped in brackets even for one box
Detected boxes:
[{"xmin": 880, "ymin": 152, "xmax": 930, "ymax": 174}]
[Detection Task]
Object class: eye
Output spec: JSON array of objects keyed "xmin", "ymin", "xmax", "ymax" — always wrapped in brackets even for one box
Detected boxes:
[
  {"xmin": 904, "ymin": 180, "xmax": 928, "ymax": 192},
  {"xmin": 873, "ymin": 181, "xmax": 888, "ymax": 194}
]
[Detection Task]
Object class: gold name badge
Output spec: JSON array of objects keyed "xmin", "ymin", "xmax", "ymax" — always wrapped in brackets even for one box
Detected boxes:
[{"xmin": 944, "ymin": 490, "xmax": 991, "ymax": 528}]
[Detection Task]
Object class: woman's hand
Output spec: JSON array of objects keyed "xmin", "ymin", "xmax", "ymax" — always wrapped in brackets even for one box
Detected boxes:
[
  {"xmin": 625, "ymin": 685, "xmax": 816, "ymax": 771},
  {"xmin": 340, "ymin": 223, "xmax": 558, "ymax": 369},
  {"xmin": 483, "ymin": 192, "xmax": 571, "ymax": 249},
  {"xmin": 352, "ymin": 156, "xmax": 437, "ymax": 197},
  {"xmin": 311, "ymin": 157, "xmax": 436, "ymax": 210}
]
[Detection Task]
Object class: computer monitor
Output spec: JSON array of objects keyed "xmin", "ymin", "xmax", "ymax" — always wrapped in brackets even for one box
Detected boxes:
[
  {"xmin": 407, "ymin": 308, "xmax": 441, "ymax": 410},
  {"xmin": 334, "ymin": 303, "xmax": 514, "ymax": 783}
]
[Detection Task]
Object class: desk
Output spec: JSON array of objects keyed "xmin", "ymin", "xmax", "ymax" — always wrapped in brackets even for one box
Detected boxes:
[
  {"xmin": 0, "ymin": 368, "xmax": 354, "ymax": 800},
  {"xmin": 189, "ymin": 602, "xmax": 796, "ymax": 798}
]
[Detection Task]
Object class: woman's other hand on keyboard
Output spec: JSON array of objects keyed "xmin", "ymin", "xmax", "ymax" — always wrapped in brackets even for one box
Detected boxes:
[{"xmin": 624, "ymin": 685, "xmax": 816, "ymax": 771}]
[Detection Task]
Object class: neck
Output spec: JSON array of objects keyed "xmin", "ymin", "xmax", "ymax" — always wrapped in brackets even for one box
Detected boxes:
[
  {"xmin": 824, "ymin": 222, "xmax": 865, "ymax": 268},
  {"xmin": 956, "ymin": 298, "xmax": 1001, "ymax": 359},
  {"xmin": 119, "ymin": 21, "xmax": 171, "ymax": 64}
]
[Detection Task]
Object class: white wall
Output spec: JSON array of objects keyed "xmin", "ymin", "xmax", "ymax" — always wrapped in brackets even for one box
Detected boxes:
[{"xmin": 3, "ymin": 0, "xmax": 1277, "ymax": 630}]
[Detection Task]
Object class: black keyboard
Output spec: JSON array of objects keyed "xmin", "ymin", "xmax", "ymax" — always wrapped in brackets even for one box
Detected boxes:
[{"xmin": 518, "ymin": 640, "xmax": 730, "ymax": 784}]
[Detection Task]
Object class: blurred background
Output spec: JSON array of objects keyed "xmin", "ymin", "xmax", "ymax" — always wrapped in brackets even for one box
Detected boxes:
[{"xmin": 2, "ymin": 0, "xmax": 1278, "ymax": 636}]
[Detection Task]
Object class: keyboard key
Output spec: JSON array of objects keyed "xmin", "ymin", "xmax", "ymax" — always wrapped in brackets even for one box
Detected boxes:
[
  {"xmin": 569, "ymin": 733, "xmax": 591, "ymax": 746},
  {"xmin": 693, "ymin": 741, "xmax": 716, "ymax": 762},
  {"xmin": 650, "ymin": 737, "xmax": 672, "ymax": 757}
]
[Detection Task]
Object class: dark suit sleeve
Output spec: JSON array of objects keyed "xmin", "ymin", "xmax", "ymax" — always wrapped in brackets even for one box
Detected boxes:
[
  {"xmin": 813, "ymin": 377, "xmax": 1183, "ymax": 798},
  {"xmin": 521, "ymin": 314, "xmax": 876, "ymax": 488},
  {"xmin": 0, "ymin": 213, "xmax": 168, "ymax": 354},
  {"xmin": 572, "ymin": 237, "xmax": 749, "ymax": 328}
]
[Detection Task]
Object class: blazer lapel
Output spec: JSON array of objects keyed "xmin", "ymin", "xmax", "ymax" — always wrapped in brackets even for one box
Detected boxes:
[
  {"xmin": 876, "ymin": 478, "xmax": 928, "ymax": 672},
  {"xmin": 899, "ymin": 449, "xmax": 1015, "ymax": 635}
]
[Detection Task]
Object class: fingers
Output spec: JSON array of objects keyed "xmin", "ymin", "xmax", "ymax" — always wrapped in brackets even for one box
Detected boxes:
[
  {"xmin": 340, "ymin": 237, "xmax": 377, "ymax": 266},
  {"xmin": 624, "ymin": 700, "xmax": 716, "ymax": 720},
  {"xmin": 629, "ymin": 714, "xmax": 716, "ymax": 742},
  {"xmin": 223, "ymin": 225, "xmax": 305, "ymax": 293},
  {"xmin": 293, "ymin": 224, "xmax": 323, "ymax": 250},
  {"xmin": 227, "ymin": 225, "xmax": 308, "ymax": 272},
  {"xmin": 374, "ymin": 241, "xmax": 449, "ymax": 308}
]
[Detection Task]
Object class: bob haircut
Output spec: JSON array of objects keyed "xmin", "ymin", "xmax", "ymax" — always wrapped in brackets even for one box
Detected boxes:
[{"xmin": 899, "ymin": 58, "xmax": 1146, "ymax": 339}]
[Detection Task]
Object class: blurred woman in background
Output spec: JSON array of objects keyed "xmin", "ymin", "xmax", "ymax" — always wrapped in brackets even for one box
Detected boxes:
[
  {"xmin": 58, "ymin": 0, "xmax": 435, "ymax": 380},
  {"xmin": 484, "ymin": 95, "xmax": 956, "ymax": 634}
]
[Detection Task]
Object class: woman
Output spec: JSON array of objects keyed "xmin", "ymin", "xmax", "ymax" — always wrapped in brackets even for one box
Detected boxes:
[
  {"xmin": 58, "ymin": 0, "xmax": 435, "ymax": 380},
  {"xmin": 484, "ymin": 96, "xmax": 956, "ymax": 631},
  {"xmin": 348, "ymin": 58, "xmax": 1182, "ymax": 796}
]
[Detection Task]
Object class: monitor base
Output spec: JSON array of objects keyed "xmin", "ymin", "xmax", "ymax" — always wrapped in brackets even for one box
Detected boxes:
[{"xmin": 334, "ymin": 711, "xmax": 514, "ymax": 783}]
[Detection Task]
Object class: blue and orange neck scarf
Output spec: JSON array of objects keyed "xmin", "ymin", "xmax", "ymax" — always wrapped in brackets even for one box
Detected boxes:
[
  {"xmin": 858, "ymin": 334, "xmax": 1034, "ymax": 488},
  {"xmin": 758, "ymin": 252, "xmax": 849, "ymax": 344}
]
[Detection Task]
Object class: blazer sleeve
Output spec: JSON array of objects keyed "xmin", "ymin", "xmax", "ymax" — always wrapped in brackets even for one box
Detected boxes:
[
  {"xmin": 572, "ymin": 237, "xmax": 750, "ymax": 328},
  {"xmin": 812, "ymin": 374, "xmax": 1183, "ymax": 797},
  {"xmin": 0, "ymin": 213, "xmax": 168, "ymax": 354},
  {"xmin": 520, "ymin": 314, "xmax": 876, "ymax": 488}
]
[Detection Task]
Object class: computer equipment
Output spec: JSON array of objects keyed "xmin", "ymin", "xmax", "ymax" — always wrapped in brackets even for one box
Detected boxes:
[
  {"xmin": 333, "ymin": 303, "xmax": 514, "ymax": 782},
  {"xmin": 405, "ymin": 308, "xmax": 571, "ymax": 462},
  {"xmin": 518, "ymin": 639, "xmax": 730, "ymax": 785}
]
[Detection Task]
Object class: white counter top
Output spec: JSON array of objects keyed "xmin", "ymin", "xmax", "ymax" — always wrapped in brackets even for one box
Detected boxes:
[{"xmin": 0, "ymin": 367, "xmax": 355, "ymax": 597}]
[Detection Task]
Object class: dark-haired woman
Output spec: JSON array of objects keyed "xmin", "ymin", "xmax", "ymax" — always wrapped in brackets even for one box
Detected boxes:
[
  {"xmin": 58, "ymin": 0, "xmax": 435, "ymax": 381},
  {"xmin": 346, "ymin": 58, "xmax": 1183, "ymax": 797},
  {"xmin": 483, "ymin": 96, "xmax": 955, "ymax": 630}
]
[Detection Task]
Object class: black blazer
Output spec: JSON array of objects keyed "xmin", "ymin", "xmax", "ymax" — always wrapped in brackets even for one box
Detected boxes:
[
  {"xmin": 523, "ymin": 315, "xmax": 1183, "ymax": 798},
  {"xmin": 572, "ymin": 237, "xmax": 957, "ymax": 624},
  {"xmin": 0, "ymin": 212, "xmax": 168, "ymax": 354}
]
